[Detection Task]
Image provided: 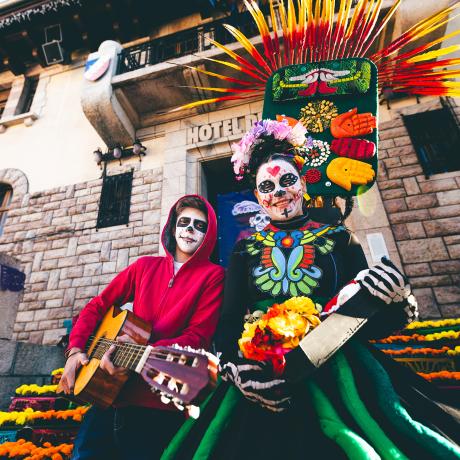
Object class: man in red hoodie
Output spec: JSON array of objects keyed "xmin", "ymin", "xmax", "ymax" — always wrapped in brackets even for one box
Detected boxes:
[{"xmin": 60, "ymin": 195, "xmax": 224, "ymax": 460}]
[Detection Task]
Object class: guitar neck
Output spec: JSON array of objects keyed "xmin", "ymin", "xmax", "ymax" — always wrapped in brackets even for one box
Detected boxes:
[{"xmin": 89, "ymin": 338, "xmax": 151, "ymax": 372}]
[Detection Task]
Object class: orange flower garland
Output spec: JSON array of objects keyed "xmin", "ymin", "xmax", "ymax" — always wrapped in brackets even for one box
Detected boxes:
[
  {"xmin": 372, "ymin": 330, "xmax": 460, "ymax": 344},
  {"xmin": 0, "ymin": 406, "xmax": 89, "ymax": 427},
  {"xmin": 0, "ymin": 439, "xmax": 73, "ymax": 459},
  {"xmin": 381, "ymin": 346, "xmax": 453, "ymax": 357},
  {"xmin": 418, "ymin": 371, "xmax": 460, "ymax": 382}
]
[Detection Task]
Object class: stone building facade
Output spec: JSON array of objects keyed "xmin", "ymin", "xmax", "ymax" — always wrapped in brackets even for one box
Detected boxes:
[
  {"xmin": 0, "ymin": 167, "xmax": 162, "ymax": 344},
  {"xmin": 0, "ymin": 2, "xmax": 459, "ymax": 348},
  {"xmin": 377, "ymin": 101, "xmax": 460, "ymax": 318}
]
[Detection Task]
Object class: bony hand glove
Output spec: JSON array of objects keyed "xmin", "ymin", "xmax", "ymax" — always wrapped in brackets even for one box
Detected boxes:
[
  {"xmin": 355, "ymin": 257, "xmax": 419, "ymax": 323},
  {"xmin": 220, "ymin": 358, "xmax": 292, "ymax": 413}
]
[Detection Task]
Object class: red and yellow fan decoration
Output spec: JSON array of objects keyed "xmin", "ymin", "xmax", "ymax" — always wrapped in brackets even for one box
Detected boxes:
[{"xmin": 175, "ymin": 0, "xmax": 460, "ymax": 110}]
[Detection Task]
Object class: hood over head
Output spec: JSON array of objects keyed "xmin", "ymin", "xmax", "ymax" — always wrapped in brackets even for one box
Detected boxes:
[{"xmin": 161, "ymin": 195, "xmax": 217, "ymax": 264}]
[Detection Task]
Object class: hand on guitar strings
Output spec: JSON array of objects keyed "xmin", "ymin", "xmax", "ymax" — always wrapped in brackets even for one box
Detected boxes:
[
  {"xmin": 59, "ymin": 349, "xmax": 89, "ymax": 395},
  {"xmin": 99, "ymin": 334, "xmax": 135, "ymax": 377}
]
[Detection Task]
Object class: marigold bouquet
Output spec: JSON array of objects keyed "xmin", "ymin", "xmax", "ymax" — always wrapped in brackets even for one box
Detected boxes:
[{"xmin": 238, "ymin": 296, "xmax": 321, "ymax": 375}]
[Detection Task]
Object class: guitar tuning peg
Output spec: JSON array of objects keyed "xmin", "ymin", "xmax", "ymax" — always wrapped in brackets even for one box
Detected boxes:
[
  {"xmin": 187, "ymin": 405, "xmax": 200, "ymax": 419},
  {"xmin": 160, "ymin": 394, "xmax": 171, "ymax": 405},
  {"xmin": 172, "ymin": 398, "xmax": 184, "ymax": 411}
]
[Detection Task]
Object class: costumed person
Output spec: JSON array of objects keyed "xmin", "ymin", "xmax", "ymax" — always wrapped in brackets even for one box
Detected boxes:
[
  {"xmin": 160, "ymin": 1, "xmax": 460, "ymax": 458},
  {"xmin": 59, "ymin": 195, "xmax": 224, "ymax": 460}
]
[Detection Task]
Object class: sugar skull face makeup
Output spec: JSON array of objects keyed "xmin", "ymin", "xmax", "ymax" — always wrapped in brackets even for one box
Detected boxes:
[
  {"xmin": 175, "ymin": 207, "xmax": 207, "ymax": 255},
  {"xmin": 255, "ymin": 159, "xmax": 305, "ymax": 221}
]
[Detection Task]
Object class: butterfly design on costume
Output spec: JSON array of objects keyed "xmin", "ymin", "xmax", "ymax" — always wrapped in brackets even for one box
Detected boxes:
[{"xmin": 247, "ymin": 222, "xmax": 345, "ymax": 297}]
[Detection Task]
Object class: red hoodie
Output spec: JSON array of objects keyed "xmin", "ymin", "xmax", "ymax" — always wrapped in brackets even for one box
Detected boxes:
[{"xmin": 68, "ymin": 195, "xmax": 225, "ymax": 408}]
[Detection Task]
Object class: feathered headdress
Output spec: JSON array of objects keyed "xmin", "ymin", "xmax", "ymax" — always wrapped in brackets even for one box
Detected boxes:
[{"xmin": 175, "ymin": 0, "xmax": 460, "ymax": 196}]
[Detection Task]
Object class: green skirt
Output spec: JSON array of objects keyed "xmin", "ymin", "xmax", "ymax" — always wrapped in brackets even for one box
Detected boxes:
[{"xmin": 162, "ymin": 342, "xmax": 460, "ymax": 460}]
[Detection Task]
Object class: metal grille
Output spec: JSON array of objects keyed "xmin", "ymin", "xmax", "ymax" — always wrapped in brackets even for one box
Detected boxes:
[
  {"xmin": 117, "ymin": 13, "xmax": 259, "ymax": 74},
  {"xmin": 96, "ymin": 171, "xmax": 133, "ymax": 229},
  {"xmin": 402, "ymin": 106, "xmax": 460, "ymax": 177}
]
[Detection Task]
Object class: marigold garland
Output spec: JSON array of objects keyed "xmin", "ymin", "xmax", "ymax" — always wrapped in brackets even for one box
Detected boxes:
[
  {"xmin": 381, "ymin": 346, "xmax": 454, "ymax": 357},
  {"xmin": 373, "ymin": 330, "xmax": 460, "ymax": 344},
  {"xmin": 405, "ymin": 318, "xmax": 460, "ymax": 330},
  {"xmin": 0, "ymin": 439, "xmax": 73, "ymax": 459},
  {"xmin": 0, "ymin": 406, "xmax": 89, "ymax": 427},
  {"xmin": 418, "ymin": 371, "xmax": 460, "ymax": 382},
  {"xmin": 15, "ymin": 385, "xmax": 58, "ymax": 396},
  {"xmin": 239, "ymin": 296, "xmax": 320, "ymax": 374},
  {"xmin": 51, "ymin": 368, "xmax": 64, "ymax": 376}
]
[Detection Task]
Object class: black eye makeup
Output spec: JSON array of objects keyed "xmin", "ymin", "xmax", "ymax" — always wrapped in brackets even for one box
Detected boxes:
[
  {"xmin": 177, "ymin": 217, "xmax": 208, "ymax": 233},
  {"xmin": 258, "ymin": 180, "xmax": 275, "ymax": 194},
  {"xmin": 279, "ymin": 173, "xmax": 298, "ymax": 188}
]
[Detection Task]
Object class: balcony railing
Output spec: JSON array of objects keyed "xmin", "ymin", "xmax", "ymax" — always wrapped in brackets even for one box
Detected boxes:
[{"xmin": 116, "ymin": 12, "xmax": 260, "ymax": 75}]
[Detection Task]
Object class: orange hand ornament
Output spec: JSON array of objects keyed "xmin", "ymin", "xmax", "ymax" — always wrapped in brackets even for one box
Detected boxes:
[
  {"xmin": 276, "ymin": 114, "xmax": 300, "ymax": 127},
  {"xmin": 326, "ymin": 157, "xmax": 375, "ymax": 191},
  {"xmin": 330, "ymin": 108, "xmax": 376, "ymax": 138}
]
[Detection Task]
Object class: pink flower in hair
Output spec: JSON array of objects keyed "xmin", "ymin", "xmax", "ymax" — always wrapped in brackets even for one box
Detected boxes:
[
  {"xmin": 271, "ymin": 119, "xmax": 291, "ymax": 140},
  {"xmin": 231, "ymin": 119, "xmax": 310, "ymax": 178}
]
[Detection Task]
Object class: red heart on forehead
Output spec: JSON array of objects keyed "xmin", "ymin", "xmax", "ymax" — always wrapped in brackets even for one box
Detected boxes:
[{"xmin": 266, "ymin": 166, "xmax": 280, "ymax": 177}]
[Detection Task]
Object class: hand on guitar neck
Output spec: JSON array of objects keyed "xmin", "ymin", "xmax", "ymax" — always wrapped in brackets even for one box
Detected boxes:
[{"xmin": 99, "ymin": 334, "xmax": 135, "ymax": 378}]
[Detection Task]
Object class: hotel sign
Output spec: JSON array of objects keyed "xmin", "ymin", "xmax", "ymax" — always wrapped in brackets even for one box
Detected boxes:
[{"xmin": 187, "ymin": 112, "xmax": 262, "ymax": 144}]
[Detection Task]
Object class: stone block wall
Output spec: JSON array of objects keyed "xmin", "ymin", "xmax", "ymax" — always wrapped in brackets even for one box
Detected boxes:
[
  {"xmin": 0, "ymin": 339, "xmax": 65, "ymax": 410},
  {"xmin": 0, "ymin": 167, "xmax": 162, "ymax": 345},
  {"xmin": 378, "ymin": 105, "xmax": 460, "ymax": 318}
]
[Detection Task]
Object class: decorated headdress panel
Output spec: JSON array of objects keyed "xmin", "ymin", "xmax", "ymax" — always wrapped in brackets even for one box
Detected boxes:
[
  {"xmin": 174, "ymin": 0, "xmax": 460, "ymax": 197},
  {"xmin": 263, "ymin": 58, "xmax": 378, "ymax": 196}
]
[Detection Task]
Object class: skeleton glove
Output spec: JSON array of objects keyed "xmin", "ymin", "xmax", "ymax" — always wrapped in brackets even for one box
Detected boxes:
[
  {"xmin": 220, "ymin": 359, "xmax": 292, "ymax": 413},
  {"xmin": 355, "ymin": 256, "xmax": 419, "ymax": 323}
]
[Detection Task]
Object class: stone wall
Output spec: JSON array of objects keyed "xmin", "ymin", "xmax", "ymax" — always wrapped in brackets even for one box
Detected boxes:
[
  {"xmin": 378, "ymin": 102, "xmax": 460, "ymax": 318},
  {"xmin": 0, "ymin": 167, "xmax": 162, "ymax": 345},
  {"xmin": 0, "ymin": 339, "xmax": 64, "ymax": 410},
  {"xmin": 0, "ymin": 253, "xmax": 22, "ymax": 340}
]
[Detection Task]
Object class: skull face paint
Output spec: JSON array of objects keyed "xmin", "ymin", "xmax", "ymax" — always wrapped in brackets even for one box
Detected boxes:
[
  {"xmin": 255, "ymin": 159, "xmax": 305, "ymax": 221},
  {"xmin": 249, "ymin": 212, "xmax": 271, "ymax": 231},
  {"xmin": 175, "ymin": 207, "xmax": 207, "ymax": 256}
]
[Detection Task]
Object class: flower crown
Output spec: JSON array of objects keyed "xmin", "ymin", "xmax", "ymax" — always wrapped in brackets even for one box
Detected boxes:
[{"xmin": 230, "ymin": 118, "xmax": 308, "ymax": 180}]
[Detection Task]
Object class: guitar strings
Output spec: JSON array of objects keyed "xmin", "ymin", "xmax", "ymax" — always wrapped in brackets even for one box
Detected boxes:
[{"xmin": 88, "ymin": 337, "xmax": 197, "ymax": 368}]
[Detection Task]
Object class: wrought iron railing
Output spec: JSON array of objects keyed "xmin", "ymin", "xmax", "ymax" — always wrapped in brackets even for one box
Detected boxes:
[{"xmin": 117, "ymin": 12, "xmax": 259, "ymax": 74}]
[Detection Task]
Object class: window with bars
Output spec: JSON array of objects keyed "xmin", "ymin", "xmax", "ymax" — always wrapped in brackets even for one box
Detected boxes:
[
  {"xmin": 0, "ymin": 183, "xmax": 13, "ymax": 236},
  {"xmin": 17, "ymin": 77, "xmax": 39, "ymax": 115},
  {"xmin": 96, "ymin": 171, "xmax": 133, "ymax": 229},
  {"xmin": 403, "ymin": 106, "xmax": 460, "ymax": 177},
  {"xmin": 0, "ymin": 85, "xmax": 10, "ymax": 118}
]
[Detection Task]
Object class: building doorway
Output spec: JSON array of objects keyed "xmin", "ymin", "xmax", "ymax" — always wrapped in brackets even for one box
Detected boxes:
[{"xmin": 202, "ymin": 157, "xmax": 267, "ymax": 266}]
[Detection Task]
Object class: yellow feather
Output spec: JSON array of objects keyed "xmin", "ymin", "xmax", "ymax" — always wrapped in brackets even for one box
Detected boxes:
[{"xmin": 407, "ymin": 45, "xmax": 460, "ymax": 63}]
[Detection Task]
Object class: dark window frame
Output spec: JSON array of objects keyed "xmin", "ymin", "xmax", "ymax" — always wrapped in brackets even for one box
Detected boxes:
[
  {"xmin": 15, "ymin": 77, "xmax": 39, "ymax": 115},
  {"xmin": 402, "ymin": 104, "xmax": 460, "ymax": 178},
  {"xmin": 96, "ymin": 170, "xmax": 133, "ymax": 229},
  {"xmin": 0, "ymin": 84, "xmax": 11, "ymax": 118},
  {"xmin": 0, "ymin": 183, "xmax": 13, "ymax": 236}
]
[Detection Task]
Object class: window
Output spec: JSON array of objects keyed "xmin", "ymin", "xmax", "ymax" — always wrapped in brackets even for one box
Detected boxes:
[
  {"xmin": 16, "ymin": 77, "xmax": 39, "ymax": 115},
  {"xmin": 0, "ymin": 84, "xmax": 10, "ymax": 118},
  {"xmin": 403, "ymin": 106, "xmax": 460, "ymax": 177},
  {"xmin": 0, "ymin": 183, "xmax": 13, "ymax": 236},
  {"xmin": 96, "ymin": 171, "xmax": 133, "ymax": 229}
]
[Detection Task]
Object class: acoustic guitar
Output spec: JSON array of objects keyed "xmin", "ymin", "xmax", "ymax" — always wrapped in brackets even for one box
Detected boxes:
[{"xmin": 59, "ymin": 306, "xmax": 218, "ymax": 411}]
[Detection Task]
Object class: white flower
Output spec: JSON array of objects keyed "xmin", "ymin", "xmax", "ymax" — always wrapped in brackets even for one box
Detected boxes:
[{"xmin": 287, "ymin": 122, "xmax": 308, "ymax": 146}]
